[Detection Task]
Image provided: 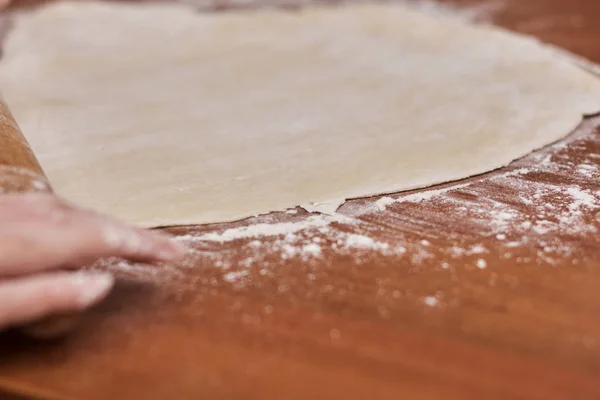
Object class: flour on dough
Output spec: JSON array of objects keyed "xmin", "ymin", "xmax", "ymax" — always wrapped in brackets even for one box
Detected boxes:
[{"xmin": 0, "ymin": 1, "xmax": 599, "ymax": 227}]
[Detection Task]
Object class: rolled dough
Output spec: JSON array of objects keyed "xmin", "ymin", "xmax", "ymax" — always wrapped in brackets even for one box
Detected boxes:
[{"xmin": 0, "ymin": 1, "xmax": 599, "ymax": 227}]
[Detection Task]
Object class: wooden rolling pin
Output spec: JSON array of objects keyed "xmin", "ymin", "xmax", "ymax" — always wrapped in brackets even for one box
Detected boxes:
[
  {"xmin": 0, "ymin": 99, "xmax": 79, "ymax": 339},
  {"xmin": 0, "ymin": 100, "xmax": 50, "ymax": 192}
]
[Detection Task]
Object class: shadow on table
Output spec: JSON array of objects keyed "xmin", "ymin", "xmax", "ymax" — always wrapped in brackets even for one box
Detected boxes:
[{"xmin": 0, "ymin": 278, "xmax": 158, "ymax": 359}]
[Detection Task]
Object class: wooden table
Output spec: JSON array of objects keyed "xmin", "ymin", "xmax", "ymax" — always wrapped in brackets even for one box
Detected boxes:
[{"xmin": 1, "ymin": 0, "xmax": 600, "ymax": 398}]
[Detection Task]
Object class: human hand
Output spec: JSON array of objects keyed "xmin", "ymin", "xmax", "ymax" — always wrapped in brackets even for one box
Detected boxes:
[{"xmin": 0, "ymin": 192, "xmax": 185, "ymax": 331}]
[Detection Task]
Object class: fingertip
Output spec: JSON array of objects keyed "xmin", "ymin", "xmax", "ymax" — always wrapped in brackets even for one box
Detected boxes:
[
  {"xmin": 71, "ymin": 272, "xmax": 114, "ymax": 309},
  {"xmin": 122, "ymin": 227, "xmax": 188, "ymax": 262},
  {"xmin": 155, "ymin": 237, "xmax": 188, "ymax": 261}
]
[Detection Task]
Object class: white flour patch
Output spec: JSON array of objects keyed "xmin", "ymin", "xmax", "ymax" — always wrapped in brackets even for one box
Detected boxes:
[
  {"xmin": 176, "ymin": 214, "xmax": 352, "ymax": 243},
  {"xmin": 374, "ymin": 182, "xmax": 473, "ymax": 211},
  {"xmin": 174, "ymin": 213, "xmax": 408, "ymax": 277},
  {"xmin": 423, "ymin": 296, "xmax": 439, "ymax": 307}
]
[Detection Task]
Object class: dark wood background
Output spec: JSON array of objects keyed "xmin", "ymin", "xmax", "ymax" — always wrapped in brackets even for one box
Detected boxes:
[{"xmin": 1, "ymin": 0, "xmax": 600, "ymax": 398}]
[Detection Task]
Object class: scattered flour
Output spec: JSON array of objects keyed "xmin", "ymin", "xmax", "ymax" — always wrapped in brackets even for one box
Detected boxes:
[
  {"xmin": 177, "ymin": 215, "xmax": 348, "ymax": 243},
  {"xmin": 175, "ymin": 215, "xmax": 406, "ymax": 275},
  {"xmin": 374, "ymin": 182, "xmax": 472, "ymax": 210},
  {"xmin": 0, "ymin": 165, "xmax": 50, "ymax": 193},
  {"xmin": 423, "ymin": 296, "xmax": 439, "ymax": 307},
  {"xmin": 476, "ymin": 259, "xmax": 487, "ymax": 269},
  {"xmin": 223, "ymin": 270, "xmax": 250, "ymax": 283},
  {"xmin": 566, "ymin": 186, "xmax": 596, "ymax": 213}
]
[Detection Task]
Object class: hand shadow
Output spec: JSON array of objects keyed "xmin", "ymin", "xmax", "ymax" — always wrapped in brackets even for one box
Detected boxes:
[{"xmin": 0, "ymin": 278, "xmax": 160, "ymax": 360}]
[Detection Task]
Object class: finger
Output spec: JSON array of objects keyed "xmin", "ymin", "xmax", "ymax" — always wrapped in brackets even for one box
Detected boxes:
[
  {"xmin": 0, "ymin": 202, "xmax": 186, "ymax": 276},
  {"xmin": 93, "ymin": 218, "xmax": 187, "ymax": 264},
  {"xmin": 58, "ymin": 197, "xmax": 188, "ymax": 263},
  {"xmin": 0, "ymin": 271, "xmax": 113, "ymax": 331}
]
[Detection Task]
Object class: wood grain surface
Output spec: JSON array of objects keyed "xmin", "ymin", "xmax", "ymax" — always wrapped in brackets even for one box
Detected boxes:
[
  {"xmin": 1, "ymin": 0, "xmax": 600, "ymax": 399},
  {"xmin": 0, "ymin": 99, "xmax": 49, "ymax": 193}
]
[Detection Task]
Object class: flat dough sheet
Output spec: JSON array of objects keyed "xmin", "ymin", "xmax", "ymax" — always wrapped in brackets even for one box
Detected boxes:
[{"xmin": 1, "ymin": 1, "xmax": 599, "ymax": 227}]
